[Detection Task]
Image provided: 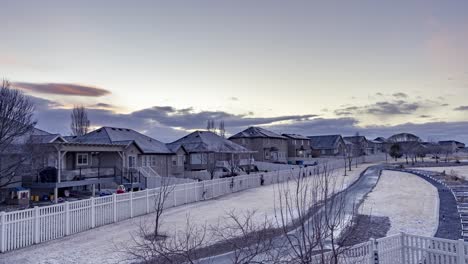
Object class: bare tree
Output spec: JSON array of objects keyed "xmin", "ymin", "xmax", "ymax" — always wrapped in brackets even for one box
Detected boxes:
[
  {"xmin": 124, "ymin": 215, "xmax": 210, "ymax": 264},
  {"xmin": 152, "ymin": 178, "xmax": 176, "ymax": 240},
  {"xmin": 211, "ymin": 210, "xmax": 280, "ymax": 264},
  {"xmin": 275, "ymin": 166, "xmax": 360, "ymax": 264},
  {"xmin": 219, "ymin": 120, "xmax": 226, "ymax": 138},
  {"xmin": 70, "ymin": 105, "xmax": 90, "ymax": 136},
  {"xmin": 0, "ymin": 80, "xmax": 36, "ymax": 188}
]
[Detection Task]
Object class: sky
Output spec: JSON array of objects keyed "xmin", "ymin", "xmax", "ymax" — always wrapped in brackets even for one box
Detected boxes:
[{"xmin": 1, "ymin": 0, "xmax": 468, "ymax": 143}]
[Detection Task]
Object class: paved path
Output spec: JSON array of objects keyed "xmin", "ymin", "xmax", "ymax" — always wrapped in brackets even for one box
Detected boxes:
[{"xmin": 197, "ymin": 165, "xmax": 384, "ymax": 264}]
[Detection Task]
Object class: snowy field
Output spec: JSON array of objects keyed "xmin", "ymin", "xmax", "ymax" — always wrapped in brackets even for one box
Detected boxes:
[
  {"xmin": 0, "ymin": 163, "xmax": 376, "ymax": 264},
  {"xmin": 359, "ymin": 170, "xmax": 439, "ymax": 237},
  {"xmin": 419, "ymin": 166, "xmax": 468, "ymax": 181}
]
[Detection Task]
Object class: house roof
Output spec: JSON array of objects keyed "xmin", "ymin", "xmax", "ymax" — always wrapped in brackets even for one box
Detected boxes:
[
  {"xmin": 308, "ymin": 135, "xmax": 343, "ymax": 149},
  {"xmin": 229, "ymin": 127, "xmax": 287, "ymax": 140},
  {"xmin": 68, "ymin": 127, "xmax": 172, "ymax": 154},
  {"xmin": 343, "ymin": 136, "xmax": 368, "ymax": 144},
  {"xmin": 439, "ymin": 140, "xmax": 465, "ymax": 146},
  {"xmin": 387, "ymin": 133, "xmax": 421, "ymax": 143},
  {"xmin": 373, "ymin": 137, "xmax": 387, "ymax": 143},
  {"xmin": 168, "ymin": 130, "xmax": 253, "ymax": 153},
  {"xmin": 30, "ymin": 134, "xmax": 65, "ymax": 144},
  {"xmin": 282, "ymin": 133, "xmax": 310, "ymax": 140}
]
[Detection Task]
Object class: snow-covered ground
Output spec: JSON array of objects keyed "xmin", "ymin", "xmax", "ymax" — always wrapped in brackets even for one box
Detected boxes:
[
  {"xmin": 419, "ymin": 166, "xmax": 468, "ymax": 181},
  {"xmin": 0, "ymin": 163, "xmax": 376, "ymax": 264},
  {"xmin": 359, "ymin": 170, "xmax": 439, "ymax": 237}
]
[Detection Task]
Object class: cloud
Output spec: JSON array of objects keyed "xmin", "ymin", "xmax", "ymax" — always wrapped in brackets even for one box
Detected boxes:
[
  {"xmin": 334, "ymin": 100, "xmax": 420, "ymax": 116},
  {"xmin": 454, "ymin": 106, "xmax": 468, "ymax": 111},
  {"xmin": 29, "ymin": 96, "xmax": 468, "ymax": 144},
  {"xmin": 13, "ymin": 82, "xmax": 111, "ymax": 97},
  {"xmin": 269, "ymin": 118, "xmax": 468, "ymax": 143},
  {"xmin": 132, "ymin": 106, "xmax": 317, "ymax": 129},
  {"xmin": 30, "ymin": 96, "xmax": 317, "ymax": 141},
  {"xmin": 90, "ymin": 103, "xmax": 114, "ymax": 109},
  {"xmin": 229, "ymin": 97, "xmax": 239, "ymax": 101},
  {"xmin": 392, "ymin": 92, "xmax": 408, "ymax": 99},
  {"xmin": 366, "ymin": 101, "xmax": 419, "ymax": 115}
]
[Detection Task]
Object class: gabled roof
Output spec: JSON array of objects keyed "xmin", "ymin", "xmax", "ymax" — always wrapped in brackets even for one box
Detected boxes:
[
  {"xmin": 229, "ymin": 127, "xmax": 287, "ymax": 140},
  {"xmin": 387, "ymin": 133, "xmax": 421, "ymax": 143},
  {"xmin": 69, "ymin": 127, "xmax": 172, "ymax": 154},
  {"xmin": 282, "ymin": 133, "xmax": 310, "ymax": 140},
  {"xmin": 30, "ymin": 134, "xmax": 66, "ymax": 144},
  {"xmin": 168, "ymin": 130, "xmax": 253, "ymax": 153},
  {"xmin": 373, "ymin": 137, "xmax": 387, "ymax": 143},
  {"xmin": 308, "ymin": 135, "xmax": 343, "ymax": 150},
  {"xmin": 343, "ymin": 136, "xmax": 368, "ymax": 144},
  {"xmin": 439, "ymin": 140, "xmax": 465, "ymax": 145}
]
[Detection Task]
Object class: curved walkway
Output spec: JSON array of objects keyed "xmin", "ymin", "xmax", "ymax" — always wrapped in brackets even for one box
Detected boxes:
[
  {"xmin": 198, "ymin": 165, "xmax": 384, "ymax": 264},
  {"xmin": 388, "ymin": 168, "xmax": 461, "ymax": 240}
]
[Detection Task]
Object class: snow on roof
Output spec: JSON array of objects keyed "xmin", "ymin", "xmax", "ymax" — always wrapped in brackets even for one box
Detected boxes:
[
  {"xmin": 30, "ymin": 134, "xmax": 65, "ymax": 144},
  {"xmin": 282, "ymin": 133, "xmax": 310, "ymax": 140},
  {"xmin": 70, "ymin": 127, "xmax": 172, "ymax": 154},
  {"xmin": 387, "ymin": 133, "xmax": 421, "ymax": 143},
  {"xmin": 308, "ymin": 135, "xmax": 343, "ymax": 149},
  {"xmin": 168, "ymin": 130, "xmax": 253, "ymax": 153},
  {"xmin": 229, "ymin": 127, "xmax": 287, "ymax": 140},
  {"xmin": 343, "ymin": 136, "xmax": 368, "ymax": 144},
  {"xmin": 373, "ymin": 137, "xmax": 387, "ymax": 143}
]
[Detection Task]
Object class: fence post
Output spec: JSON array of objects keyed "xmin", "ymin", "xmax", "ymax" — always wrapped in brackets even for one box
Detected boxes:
[
  {"xmin": 399, "ymin": 232, "xmax": 405, "ymax": 264},
  {"xmin": 130, "ymin": 192, "xmax": 134, "ymax": 218},
  {"xmin": 146, "ymin": 188, "xmax": 150, "ymax": 214},
  {"xmin": 369, "ymin": 238, "xmax": 377, "ymax": 264},
  {"xmin": 113, "ymin": 193, "xmax": 117, "ymax": 223},
  {"xmin": 65, "ymin": 202, "xmax": 70, "ymax": 236},
  {"xmin": 0, "ymin": 211, "xmax": 5, "ymax": 252},
  {"xmin": 174, "ymin": 187, "xmax": 177, "ymax": 206},
  {"xmin": 458, "ymin": 239, "xmax": 465, "ymax": 263},
  {"xmin": 34, "ymin": 206, "xmax": 40, "ymax": 244},
  {"xmin": 91, "ymin": 197, "xmax": 95, "ymax": 228},
  {"xmin": 185, "ymin": 184, "xmax": 188, "ymax": 204}
]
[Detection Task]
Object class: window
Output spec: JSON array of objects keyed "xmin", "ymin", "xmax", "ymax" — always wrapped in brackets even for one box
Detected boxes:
[
  {"xmin": 172, "ymin": 156, "xmax": 177, "ymax": 166},
  {"xmin": 76, "ymin": 153, "xmax": 88, "ymax": 166},
  {"xmin": 151, "ymin": 156, "xmax": 156, "ymax": 166},
  {"xmin": 190, "ymin": 153, "xmax": 207, "ymax": 165},
  {"xmin": 293, "ymin": 140, "xmax": 296, "ymax": 145},
  {"xmin": 301, "ymin": 140, "xmax": 304, "ymax": 146}
]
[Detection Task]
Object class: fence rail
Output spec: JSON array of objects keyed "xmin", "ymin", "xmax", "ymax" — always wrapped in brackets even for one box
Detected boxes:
[
  {"xmin": 0, "ymin": 167, "xmax": 311, "ymax": 253},
  {"xmin": 310, "ymin": 233, "xmax": 468, "ymax": 264}
]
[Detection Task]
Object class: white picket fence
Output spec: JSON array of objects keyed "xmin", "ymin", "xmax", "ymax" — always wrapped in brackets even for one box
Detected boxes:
[
  {"xmin": 312, "ymin": 233, "xmax": 468, "ymax": 264},
  {"xmin": 0, "ymin": 167, "xmax": 310, "ymax": 253}
]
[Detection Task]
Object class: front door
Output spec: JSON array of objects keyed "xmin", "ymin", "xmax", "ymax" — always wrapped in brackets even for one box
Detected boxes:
[
  {"xmin": 271, "ymin": 152, "xmax": 278, "ymax": 161},
  {"xmin": 128, "ymin": 155, "xmax": 136, "ymax": 168}
]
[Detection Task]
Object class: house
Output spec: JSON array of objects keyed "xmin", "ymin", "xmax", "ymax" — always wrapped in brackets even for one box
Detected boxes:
[
  {"xmin": 343, "ymin": 136, "xmax": 372, "ymax": 155},
  {"xmin": 168, "ymin": 130, "xmax": 255, "ymax": 179},
  {"xmin": 439, "ymin": 140, "xmax": 466, "ymax": 152},
  {"xmin": 68, "ymin": 126, "xmax": 178, "ymax": 178},
  {"xmin": 368, "ymin": 138, "xmax": 386, "ymax": 154},
  {"xmin": 281, "ymin": 134, "xmax": 312, "ymax": 160},
  {"xmin": 308, "ymin": 135, "xmax": 346, "ymax": 156},
  {"xmin": 229, "ymin": 127, "xmax": 288, "ymax": 163}
]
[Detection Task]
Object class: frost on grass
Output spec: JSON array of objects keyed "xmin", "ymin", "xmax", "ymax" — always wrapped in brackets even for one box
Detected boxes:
[{"xmin": 359, "ymin": 170, "xmax": 439, "ymax": 237}]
